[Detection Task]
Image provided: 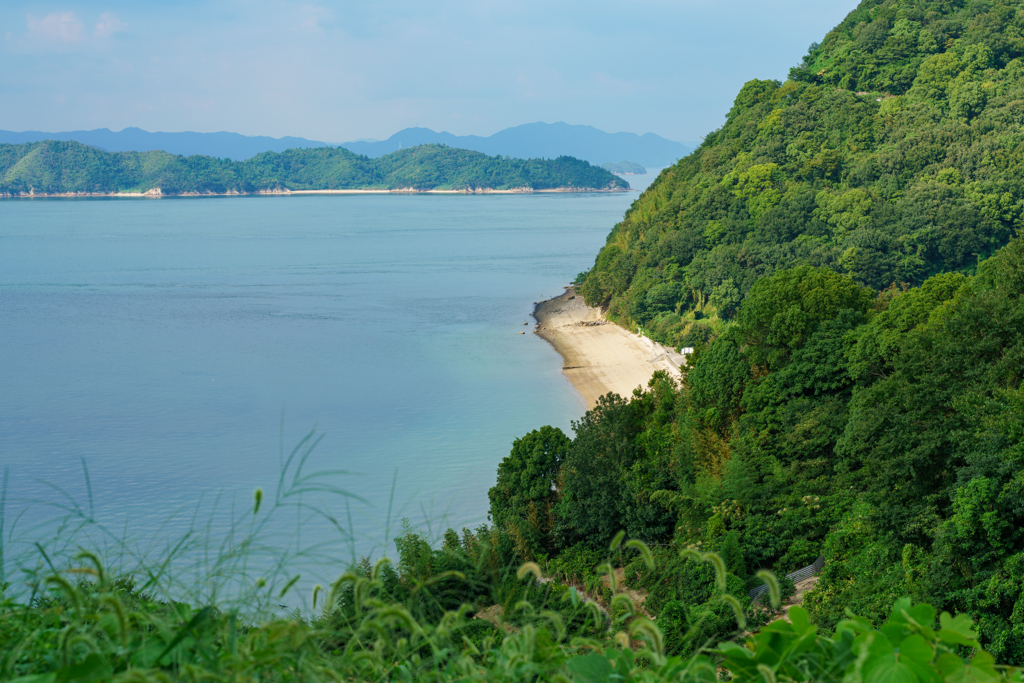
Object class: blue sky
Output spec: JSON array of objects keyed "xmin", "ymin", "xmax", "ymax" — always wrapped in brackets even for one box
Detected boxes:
[{"xmin": 1, "ymin": 1, "xmax": 855, "ymax": 143}]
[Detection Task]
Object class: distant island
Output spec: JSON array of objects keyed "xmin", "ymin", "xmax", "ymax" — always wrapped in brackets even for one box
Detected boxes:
[
  {"xmin": 600, "ymin": 161, "xmax": 647, "ymax": 175},
  {"xmin": 0, "ymin": 141, "xmax": 629, "ymax": 197}
]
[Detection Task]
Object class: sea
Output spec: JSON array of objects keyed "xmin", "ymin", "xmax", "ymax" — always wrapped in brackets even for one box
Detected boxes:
[{"xmin": 0, "ymin": 171, "xmax": 658, "ymax": 603}]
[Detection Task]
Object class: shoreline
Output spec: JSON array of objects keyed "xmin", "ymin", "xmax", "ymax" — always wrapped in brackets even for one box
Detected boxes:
[
  {"xmin": 0, "ymin": 186, "xmax": 632, "ymax": 199},
  {"xmin": 533, "ymin": 287, "xmax": 688, "ymax": 410}
]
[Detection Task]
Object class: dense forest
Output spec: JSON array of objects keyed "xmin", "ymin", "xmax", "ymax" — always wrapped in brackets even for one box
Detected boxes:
[
  {"xmin": 579, "ymin": 0, "xmax": 1024, "ymax": 349},
  {"xmin": 477, "ymin": 0, "xmax": 1024, "ymax": 666},
  {"xmin": 0, "ymin": 141, "xmax": 628, "ymax": 195},
  {"xmin": 493, "ymin": 234, "xmax": 1024, "ymax": 661}
]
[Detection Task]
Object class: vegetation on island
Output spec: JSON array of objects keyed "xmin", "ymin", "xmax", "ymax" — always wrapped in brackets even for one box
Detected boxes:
[
  {"xmin": 601, "ymin": 161, "xmax": 648, "ymax": 175},
  {"xmin": 578, "ymin": 0, "xmax": 1024, "ymax": 350},
  {"xmin": 0, "ymin": 141, "xmax": 629, "ymax": 195}
]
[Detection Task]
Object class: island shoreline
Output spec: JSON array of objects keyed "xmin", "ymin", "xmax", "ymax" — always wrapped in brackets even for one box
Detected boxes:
[{"xmin": 0, "ymin": 186, "xmax": 632, "ymax": 199}]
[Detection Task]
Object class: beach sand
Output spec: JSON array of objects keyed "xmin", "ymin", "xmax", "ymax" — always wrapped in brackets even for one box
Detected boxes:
[{"xmin": 533, "ymin": 288, "xmax": 688, "ymax": 410}]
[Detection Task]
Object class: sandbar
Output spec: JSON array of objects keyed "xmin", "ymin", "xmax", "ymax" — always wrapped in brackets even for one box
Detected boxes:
[{"xmin": 533, "ymin": 288, "xmax": 688, "ymax": 410}]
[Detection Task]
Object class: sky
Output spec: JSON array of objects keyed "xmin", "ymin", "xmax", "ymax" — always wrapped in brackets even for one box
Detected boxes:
[{"xmin": 0, "ymin": 1, "xmax": 856, "ymax": 143}]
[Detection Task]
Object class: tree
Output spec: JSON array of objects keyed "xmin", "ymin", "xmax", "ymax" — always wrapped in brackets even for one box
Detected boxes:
[
  {"xmin": 737, "ymin": 265, "xmax": 874, "ymax": 370},
  {"xmin": 488, "ymin": 426, "xmax": 570, "ymax": 529}
]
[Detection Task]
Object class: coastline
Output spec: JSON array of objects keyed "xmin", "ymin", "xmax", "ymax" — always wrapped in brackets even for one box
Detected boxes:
[
  {"xmin": 0, "ymin": 186, "xmax": 632, "ymax": 199},
  {"xmin": 533, "ymin": 287, "xmax": 688, "ymax": 410}
]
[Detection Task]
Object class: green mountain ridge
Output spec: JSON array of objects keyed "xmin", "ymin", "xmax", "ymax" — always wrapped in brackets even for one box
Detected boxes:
[
  {"xmin": 0, "ymin": 140, "xmax": 629, "ymax": 195},
  {"xmin": 579, "ymin": 0, "xmax": 1024, "ymax": 348},
  {"xmin": 477, "ymin": 0, "xmax": 1024, "ymax": 665}
]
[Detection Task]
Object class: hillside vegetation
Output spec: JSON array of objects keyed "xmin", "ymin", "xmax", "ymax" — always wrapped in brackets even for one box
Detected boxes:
[
  {"xmin": 579, "ymin": 0, "xmax": 1024, "ymax": 348},
  {"xmin": 481, "ymin": 0, "xmax": 1024, "ymax": 665},
  {"xmin": 0, "ymin": 141, "xmax": 628, "ymax": 195},
  {"xmin": 494, "ymin": 225, "xmax": 1024, "ymax": 663}
]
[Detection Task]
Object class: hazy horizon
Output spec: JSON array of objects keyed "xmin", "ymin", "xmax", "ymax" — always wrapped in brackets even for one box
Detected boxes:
[
  {"xmin": 0, "ymin": 121, "xmax": 694, "ymax": 146},
  {"xmin": 1, "ymin": 0, "xmax": 856, "ymax": 144}
]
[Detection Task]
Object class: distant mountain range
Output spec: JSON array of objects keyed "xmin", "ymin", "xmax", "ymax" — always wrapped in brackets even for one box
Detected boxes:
[
  {"xmin": 0, "ymin": 123, "xmax": 693, "ymax": 167},
  {"xmin": 339, "ymin": 123, "xmax": 693, "ymax": 168},
  {"xmin": 0, "ymin": 127, "xmax": 330, "ymax": 161}
]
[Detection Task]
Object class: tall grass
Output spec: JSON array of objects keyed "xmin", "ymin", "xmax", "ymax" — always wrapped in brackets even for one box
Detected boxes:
[{"xmin": 0, "ymin": 432, "xmax": 1016, "ymax": 682}]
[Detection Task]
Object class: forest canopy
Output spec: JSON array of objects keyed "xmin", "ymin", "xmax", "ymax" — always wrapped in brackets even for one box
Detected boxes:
[
  {"xmin": 492, "ymin": 236, "xmax": 1024, "ymax": 662},
  {"xmin": 481, "ymin": 0, "xmax": 1024, "ymax": 664},
  {"xmin": 579, "ymin": 0, "xmax": 1024, "ymax": 350}
]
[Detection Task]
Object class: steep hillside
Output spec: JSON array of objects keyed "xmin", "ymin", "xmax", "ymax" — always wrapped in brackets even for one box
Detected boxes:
[
  {"xmin": 0, "ymin": 141, "xmax": 628, "ymax": 195},
  {"xmin": 579, "ymin": 0, "xmax": 1024, "ymax": 348},
  {"xmin": 480, "ymin": 0, "xmax": 1024, "ymax": 663}
]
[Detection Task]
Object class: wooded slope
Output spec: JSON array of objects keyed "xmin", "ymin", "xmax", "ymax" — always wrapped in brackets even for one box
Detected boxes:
[{"xmin": 580, "ymin": 0, "xmax": 1024, "ymax": 348}]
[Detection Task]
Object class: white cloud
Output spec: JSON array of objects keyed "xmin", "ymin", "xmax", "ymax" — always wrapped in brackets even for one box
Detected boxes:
[
  {"xmin": 95, "ymin": 12, "xmax": 127, "ymax": 39},
  {"xmin": 27, "ymin": 12, "xmax": 84, "ymax": 43},
  {"xmin": 300, "ymin": 5, "xmax": 332, "ymax": 32}
]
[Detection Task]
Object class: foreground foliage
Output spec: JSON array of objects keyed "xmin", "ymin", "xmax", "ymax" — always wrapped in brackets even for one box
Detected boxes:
[
  {"xmin": 1, "ymin": 537, "xmax": 1016, "ymax": 682},
  {"xmin": 0, "ymin": 141, "xmax": 628, "ymax": 195}
]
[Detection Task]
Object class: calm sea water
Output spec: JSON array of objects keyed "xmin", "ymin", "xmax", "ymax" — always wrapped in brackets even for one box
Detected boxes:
[{"xmin": 0, "ymin": 172, "xmax": 658, "ymax": 593}]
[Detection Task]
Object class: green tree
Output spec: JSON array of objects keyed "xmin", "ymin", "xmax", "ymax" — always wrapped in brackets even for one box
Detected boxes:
[
  {"xmin": 737, "ymin": 265, "xmax": 873, "ymax": 369},
  {"xmin": 488, "ymin": 425, "xmax": 571, "ymax": 529}
]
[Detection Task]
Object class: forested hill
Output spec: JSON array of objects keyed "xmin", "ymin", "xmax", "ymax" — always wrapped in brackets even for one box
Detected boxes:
[
  {"xmin": 579, "ymin": 0, "xmax": 1024, "ymax": 348},
  {"xmin": 478, "ymin": 0, "xmax": 1024, "ymax": 664},
  {"xmin": 0, "ymin": 141, "xmax": 628, "ymax": 196}
]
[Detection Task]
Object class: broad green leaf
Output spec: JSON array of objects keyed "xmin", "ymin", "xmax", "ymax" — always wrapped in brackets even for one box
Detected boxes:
[
  {"xmin": 967, "ymin": 652, "xmax": 999, "ymax": 680},
  {"xmin": 899, "ymin": 635, "xmax": 934, "ymax": 665},
  {"xmin": 55, "ymin": 653, "xmax": 112, "ymax": 683},
  {"xmin": 943, "ymin": 664, "xmax": 999, "ymax": 683},
  {"xmin": 763, "ymin": 619, "xmax": 797, "ymax": 635},
  {"xmin": 608, "ymin": 647, "xmax": 635, "ymax": 677},
  {"xmin": 883, "ymin": 623, "xmax": 910, "ymax": 648},
  {"xmin": 907, "ymin": 604, "xmax": 937, "ymax": 629},
  {"xmin": 129, "ymin": 641, "xmax": 165, "ymax": 668},
  {"xmin": 789, "ymin": 606, "xmax": 810, "ymax": 634},
  {"xmin": 567, "ymin": 652, "xmax": 614, "ymax": 683},
  {"xmin": 903, "ymin": 657, "xmax": 942, "ymax": 683},
  {"xmin": 868, "ymin": 660, "xmax": 919, "ymax": 683},
  {"xmin": 935, "ymin": 653, "xmax": 964, "ymax": 678},
  {"xmin": 890, "ymin": 597, "xmax": 914, "ymax": 623},
  {"xmin": 938, "ymin": 613, "xmax": 980, "ymax": 648},
  {"xmin": 718, "ymin": 641, "xmax": 751, "ymax": 657},
  {"xmin": 7, "ymin": 675, "xmax": 56, "ymax": 683},
  {"xmin": 939, "ymin": 651, "xmax": 999, "ymax": 683}
]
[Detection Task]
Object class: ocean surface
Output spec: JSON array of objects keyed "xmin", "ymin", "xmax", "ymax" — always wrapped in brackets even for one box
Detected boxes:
[{"xmin": 0, "ymin": 172, "xmax": 658, "ymax": 598}]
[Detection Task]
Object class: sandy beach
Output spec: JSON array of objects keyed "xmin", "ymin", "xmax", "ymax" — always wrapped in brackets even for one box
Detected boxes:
[{"xmin": 533, "ymin": 287, "xmax": 688, "ymax": 410}]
